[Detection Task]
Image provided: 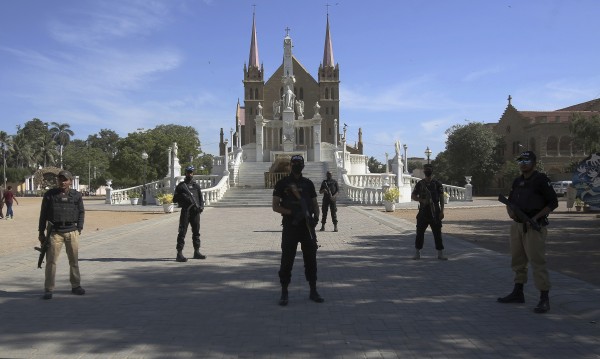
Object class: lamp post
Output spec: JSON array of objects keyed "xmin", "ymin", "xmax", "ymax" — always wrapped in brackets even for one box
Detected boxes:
[
  {"xmin": 425, "ymin": 146, "xmax": 432, "ymax": 164},
  {"xmin": 141, "ymin": 151, "xmax": 148, "ymax": 206},
  {"xmin": 403, "ymin": 144, "xmax": 408, "ymax": 173}
]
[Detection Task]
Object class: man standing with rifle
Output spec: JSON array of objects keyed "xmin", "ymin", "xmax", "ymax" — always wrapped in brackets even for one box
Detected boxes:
[
  {"xmin": 319, "ymin": 171, "xmax": 339, "ymax": 232},
  {"xmin": 411, "ymin": 164, "xmax": 447, "ymax": 260},
  {"xmin": 38, "ymin": 170, "xmax": 85, "ymax": 300},
  {"xmin": 272, "ymin": 155, "xmax": 323, "ymax": 306},
  {"xmin": 497, "ymin": 151, "xmax": 558, "ymax": 314},
  {"xmin": 173, "ymin": 165, "xmax": 206, "ymax": 262}
]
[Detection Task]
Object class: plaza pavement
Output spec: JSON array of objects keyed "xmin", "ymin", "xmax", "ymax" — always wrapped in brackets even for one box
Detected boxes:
[{"xmin": 0, "ymin": 201, "xmax": 599, "ymax": 359}]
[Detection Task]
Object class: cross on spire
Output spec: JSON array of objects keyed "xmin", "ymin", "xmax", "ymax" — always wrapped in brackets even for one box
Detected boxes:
[{"xmin": 285, "ymin": 26, "xmax": 290, "ymax": 36}]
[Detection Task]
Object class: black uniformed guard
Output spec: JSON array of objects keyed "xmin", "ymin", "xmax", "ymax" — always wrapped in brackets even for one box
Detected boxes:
[
  {"xmin": 38, "ymin": 170, "xmax": 85, "ymax": 300},
  {"xmin": 411, "ymin": 164, "xmax": 447, "ymax": 260},
  {"xmin": 497, "ymin": 151, "xmax": 558, "ymax": 314},
  {"xmin": 173, "ymin": 165, "xmax": 206, "ymax": 262},
  {"xmin": 272, "ymin": 155, "xmax": 324, "ymax": 306},
  {"xmin": 319, "ymin": 171, "xmax": 339, "ymax": 232}
]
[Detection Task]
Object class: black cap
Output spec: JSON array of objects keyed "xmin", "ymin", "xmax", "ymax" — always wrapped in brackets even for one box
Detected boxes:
[
  {"xmin": 58, "ymin": 170, "xmax": 73, "ymax": 180},
  {"xmin": 290, "ymin": 155, "xmax": 304, "ymax": 164},
  {"xmin": 517, "ymin": 151, "xmax": 536, "ymax": 162}
]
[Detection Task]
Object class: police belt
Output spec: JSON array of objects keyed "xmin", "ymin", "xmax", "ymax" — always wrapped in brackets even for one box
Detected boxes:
[{"xmin": 54, "ymin": 221, "xmax": 76, "ymax": 227}]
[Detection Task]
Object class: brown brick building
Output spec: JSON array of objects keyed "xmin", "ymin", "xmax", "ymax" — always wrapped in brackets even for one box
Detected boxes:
[{"xmin": 490, "ymin": 95, "xmax": 599, "ymax": 186}]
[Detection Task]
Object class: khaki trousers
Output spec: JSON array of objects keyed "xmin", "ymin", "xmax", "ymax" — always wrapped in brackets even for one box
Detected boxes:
[
  {"xmin": 44, "ymin": 230, "xmax": 81, "ymax": 291},
  {"xmin": 509, "ymin": 222, "xmax": 551, "ymax": 291}
]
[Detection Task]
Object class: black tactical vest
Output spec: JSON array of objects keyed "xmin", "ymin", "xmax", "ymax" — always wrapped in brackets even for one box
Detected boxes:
[
  {"xmin": 510, "ymin": 172, "xmax": 547, "ymax": 217},
  {"xmin": 50, "ymin": 190, "xmax": 80, "ymax": 223}
]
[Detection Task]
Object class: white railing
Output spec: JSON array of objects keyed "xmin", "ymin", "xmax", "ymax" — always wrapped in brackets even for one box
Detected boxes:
[
  {"xmin": 108, "ymin": 175, "xmax": 225, "ymax": 205},
  {"xmin": 230, "ymin": 149, "xmax": 243, "ymax": 186},
  {"xmin": 201, "ymin": 174, "xmax": 230, "ymax": 206},
  {"xmin": 342, "ymin": 173, "xmax": 385, "ymax": 205},
  {"xmin": 346, "ymin": 174, "xmax": 396, "ymax": 188}
]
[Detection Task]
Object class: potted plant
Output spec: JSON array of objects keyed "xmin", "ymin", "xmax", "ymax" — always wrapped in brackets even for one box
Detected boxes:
[
  {"xmin": 383, "ymin": 186, "xmax": 400, "ymax": 212},
  {"xmin": 157, "ymin": 193, "xmax": 174, "ymax": 213},
  {"xmin": 443, "ymin": 191, "xmax": 450, "ymax": 204},
  {"xmin": 575, "ymin": 198, "xmax": 584, "ymax": 212},
  {"xmin": 129, "ymin": 189, "xmax": 141, "ymax": 205}
]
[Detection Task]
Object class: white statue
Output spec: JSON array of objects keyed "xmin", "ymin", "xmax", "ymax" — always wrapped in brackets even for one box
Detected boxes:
[
  {"xmin": 313, "ymin": 101, "xmax": 321, "ymax": 116},
  {"xmin": 173, "ymin": 142, "xmax": 178, "ymax": 157},
  {"xmin": 295, "ymin": 99, "xmax": 304, "ymax": 117},
  {"xmin": 282, "ymin": 77, "xmax": 295, "ymax": 109},
  {"xmin": 395, "ymin": 140, "xmax": 401, "ymax": 157},
  {"xmin": 257, "ymin": 102, "xmax": 263, "ymax": 117}
]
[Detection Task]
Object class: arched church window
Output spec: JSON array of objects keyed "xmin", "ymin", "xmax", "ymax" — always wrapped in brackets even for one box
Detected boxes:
[
  {"xmin": 559, "ymin": 136, "xmax": 572, "ymax": 156},
  {"xmin": 254, "ymin": 88, "xmax": 259, "ymax": 99},
  {"xmin": 325, "ymin": 88, "xmax": 329, "ymax": 99},
  {"xmin": 247, "ymin": 89, "xmax": 252, "ymax": 100},
  {"xmin": 331, "ymin": 88, "xmax": 335, "ymax": 99},
  {"xmin": 299, "ymin": 128, "xmax": 305, "ymax": 144}
]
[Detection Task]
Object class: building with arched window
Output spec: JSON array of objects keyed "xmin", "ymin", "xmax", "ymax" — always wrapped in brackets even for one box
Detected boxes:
[{"xmin": 492, "ymin": 95, "xmax": 598, "ymax": 181}]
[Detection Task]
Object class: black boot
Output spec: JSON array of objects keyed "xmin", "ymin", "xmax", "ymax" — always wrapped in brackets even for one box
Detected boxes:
[
  {"xmin": 534, "ymin": 291, "xmax": 550, "ymax": 313},
  {"xmin": 319, "ymin": 224, "xmax": 325, "ymax": 232},
  {"xmin": 497, "ymin": 283, "xmax": 524, "ymax": 303},
  {"xmin": 333, "ymin": 224, "xmax": 338, "ymax": 232},
  {"xmin": 176, "ymin": 250, "xmax": 188, "ymax": 262},
  {"xmin": 309, "ymin": 282, "xmax": 324, "ymax": 303},
  {"xmin": 278, "ymin": 287, "xmax": 289, "ymax": 306},
  {"xmin": 193, "ymin": 249, "xmax": 206, "ymax": 259}
]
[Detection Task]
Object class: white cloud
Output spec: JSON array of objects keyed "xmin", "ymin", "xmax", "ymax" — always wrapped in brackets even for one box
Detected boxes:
[{"xmin": 462, "ymin": 66, "xmax": 503, "ymax": 82}]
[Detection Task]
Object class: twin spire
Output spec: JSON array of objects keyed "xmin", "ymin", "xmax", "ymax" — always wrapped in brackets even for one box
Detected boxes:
[{"xmin": 247, "ymin": 11, "xmax": 335, "ymax": 69}]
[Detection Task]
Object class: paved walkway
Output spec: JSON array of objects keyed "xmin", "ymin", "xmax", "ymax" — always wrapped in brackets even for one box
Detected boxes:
[{"xmin": 1, "ymin": 202, "xmax": 599, "ymax": 358}]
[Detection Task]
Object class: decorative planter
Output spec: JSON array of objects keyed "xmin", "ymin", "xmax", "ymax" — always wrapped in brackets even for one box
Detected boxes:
[
  {"xmin": 444, "ymin": 196, "xmax": 450, "ymax": 204},
  {"xmin": 163, "ymin": 203, "xmax": 174, "ymax": 213},
  {"xmin": 154, "ymin": 197, "xmax": 161, "ymax": 206},
  {"xmin": 575, "ymin": 205, "xmax": 582, "ymax": 212},
  {"xmin": 383, "ymin": 201, "xmax": 396, "ymax": 212},
  {"xmin": 130, "ymin": 198, "xmax": 139, "ymax": 205}
]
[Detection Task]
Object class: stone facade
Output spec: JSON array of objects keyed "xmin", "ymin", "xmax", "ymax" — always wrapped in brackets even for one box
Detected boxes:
[{"xmin": 490, "ymin": 96, "xmax": 598, "ymax": 183}]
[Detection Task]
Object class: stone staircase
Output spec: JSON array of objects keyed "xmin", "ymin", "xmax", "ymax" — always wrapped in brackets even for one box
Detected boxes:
[{"xmin": 211, "ymin": 160, "xmax": 348, "ymax": 207}]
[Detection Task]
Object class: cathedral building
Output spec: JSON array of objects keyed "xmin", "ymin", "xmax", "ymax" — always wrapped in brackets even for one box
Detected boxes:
[{"xmin": 219, "ymin": 12, "xmax": 363, "ymax": 160}]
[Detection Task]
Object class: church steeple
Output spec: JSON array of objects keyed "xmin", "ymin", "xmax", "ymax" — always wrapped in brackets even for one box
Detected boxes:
[
  {"xmin": 248, "ymin": 11, "xmax": 260, "ymax": 69},
  {"xmin": 322, "ymin": 14, "xmax": 334, "ymax": 68}
]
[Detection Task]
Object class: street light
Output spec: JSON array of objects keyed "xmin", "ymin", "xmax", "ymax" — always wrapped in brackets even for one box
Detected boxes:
[
  {"xmin": 425, "ymin": 146, "xmax": 432, "ymax": 164},
  {"xmin": 141, "ymin": 151, "xmax": 148, "ymax": 206}
]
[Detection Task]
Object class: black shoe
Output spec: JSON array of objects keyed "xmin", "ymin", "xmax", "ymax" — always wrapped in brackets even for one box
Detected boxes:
[
  {"xmin": 333, "ymin": 225, "xmax": 338, "ymax": 232},
  {"xmin": 42, "ymin": 291, "xmax": 53, "ymax": 300},
  {"xmin": 534, "ymin": 298, "xmax": 550, "ymax": 313},
  {"xmin": 497, "ymin": 291, "xmax": 525, "ymax": 303},
  {"xmin": 193, "ymin": 251, "xmax": 206, "ymax": 259},
  {"xmin": 71, "ymin": 286, "xmax": 85, "ymax": 295},
  {"xmin": 279, "ymin": 292, "xmax": 289, "ymax": 306},
  {"xmin": 309, "ymin": 290, "xmax": 324, "ymax": 303},
  {"xmin": 319, "ymin": 225, "xmax": 325, "ymax": 232},
  {"xmin": 176, "ymin": 252, "xmax": 188, "ymax": 262}
]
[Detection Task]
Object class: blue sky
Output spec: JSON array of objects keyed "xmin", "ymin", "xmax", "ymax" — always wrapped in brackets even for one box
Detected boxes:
[{"xmin": 2, "ymin": 0, "xmax": 600, "ymax": 163}]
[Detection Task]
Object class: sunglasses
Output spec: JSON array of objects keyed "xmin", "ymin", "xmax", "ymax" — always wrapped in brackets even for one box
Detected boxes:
[{"xmin": 517, "ymin": 160, "xmax": 532, "ymax": 165}]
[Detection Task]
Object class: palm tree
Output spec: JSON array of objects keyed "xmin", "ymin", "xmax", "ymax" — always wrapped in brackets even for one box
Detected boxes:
[
  {"xmin": 49, "ymin": 122, "xmax": 74, "ymax": 169},
  {"xmin": 11, "ymin": 133, "xmax": 34, "ymax": 168},
  {"xmin": 36, "ymin": 133, "xmax": 59, "ymax": 168},
  {"xmin": 0, "ymin": 131, "xmax": 13, "ymax": 188}
]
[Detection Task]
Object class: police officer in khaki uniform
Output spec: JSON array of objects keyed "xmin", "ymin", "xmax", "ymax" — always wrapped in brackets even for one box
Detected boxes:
[
  {"xmin": 38, "ymin": 170, "xmax": 85, "ymax": 300},
  {"xmin": 497, "ymin": 151, "xmax": 558, "ymax": 314}
]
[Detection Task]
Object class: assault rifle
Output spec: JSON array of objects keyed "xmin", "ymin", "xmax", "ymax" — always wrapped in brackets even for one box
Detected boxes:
[
  {"xmin": 34, "ymin": 221, "xmax": 53, "ymax": 269},
  {"xmin": 289, "ymin": 184, "xmax": 317, "ymax": 242},
  {"xmin": 419, "ymin": 184, "xmax": 437, "ymax": 220},
  {"xmin": 181, "ymin": 182, "xmax": 202, "ymax": 212},
  {"xmin": 323, "ymin": 181, "xmax": 336, "ymax": 201},
  {"xmin": 498, "ymin": 194, "xmax": 541, "ymax": 232}
]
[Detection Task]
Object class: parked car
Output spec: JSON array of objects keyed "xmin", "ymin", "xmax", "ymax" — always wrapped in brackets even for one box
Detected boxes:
[{"xmin": 551, "ymin": 181, "xmax": 572, "ymax": 197}]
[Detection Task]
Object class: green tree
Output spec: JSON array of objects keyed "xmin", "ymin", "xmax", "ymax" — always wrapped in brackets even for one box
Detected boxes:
[
  {"xmin": 63, "ymin": 139, "xmax": 111, "ymax": 191},
  {"xmin": 367, "ymin": 156, "xmax": 385, "ymax": 173},
  {"xmin": 49, "ymin": 122, "xmax": 74, "ymax": 169},
  {"xmin": 35, "ymin": 133, "xmax": 59, "ymax": 168},
  {"xmin": 407, "ymin": 160, "xmax": 423, "ymax": 174},
  {"xmin": 569, "ymin": 113, "xmax": 600, "ymax": 154},
  {"xmin": 441, "ymin": 122, "xmax": 504, "ymax": 193},
  {"xmin": 87, "ymin": 129, "xmax": 121, "ymax": 159}
]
